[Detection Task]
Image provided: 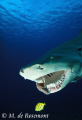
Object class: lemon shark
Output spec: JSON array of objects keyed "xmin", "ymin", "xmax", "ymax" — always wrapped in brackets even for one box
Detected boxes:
[{"xmin": 19, "ymin": 31, "xmax": 82, "ymax": 95}]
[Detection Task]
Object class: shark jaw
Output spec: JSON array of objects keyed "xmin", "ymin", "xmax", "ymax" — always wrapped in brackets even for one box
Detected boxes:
[
  {"xmin": 19, "ymin": 65, "xmax": 73, "ymax": 95},
  {"xmin": 36, "ymin": 70, "xmax": 71, "ymax": 95},
  {"xmin": 19, "ymin": 55, "xmax": 81, "ymax": 95}
]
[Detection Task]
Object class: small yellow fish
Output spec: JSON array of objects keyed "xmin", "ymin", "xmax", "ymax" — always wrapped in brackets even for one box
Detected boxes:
[{"xmin": 35, "ymin": 102, "xmax": 46, "ymax": 111}]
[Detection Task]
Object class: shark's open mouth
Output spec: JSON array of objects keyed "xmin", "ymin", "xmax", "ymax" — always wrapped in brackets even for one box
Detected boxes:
[{"xmin": 36, "ymin": 70, "xmax": 67, "ymax": 94}]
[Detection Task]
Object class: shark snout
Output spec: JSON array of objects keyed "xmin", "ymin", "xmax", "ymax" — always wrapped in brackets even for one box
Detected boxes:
[
  {"xmin": 19, "ymin": 64, "xmax": 46, "ymax": 80},
  {"xmin": 19, "ymin": 62, "xmax": 57, "ymax": 82}
]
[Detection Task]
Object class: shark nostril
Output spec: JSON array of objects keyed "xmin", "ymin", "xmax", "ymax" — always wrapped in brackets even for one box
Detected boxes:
[
  {"xmin": 21, "ymin": 70, "xmax": 24, "ymax": 73},
  {"xmin": 41, "ymin": 68, "xmax": 44, "ymax": 70}
]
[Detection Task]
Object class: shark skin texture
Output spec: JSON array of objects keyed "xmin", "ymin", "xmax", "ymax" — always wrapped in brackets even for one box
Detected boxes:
[{"xmin": 19, "ymin": 31, "xmax": 82, "ymax": 95}]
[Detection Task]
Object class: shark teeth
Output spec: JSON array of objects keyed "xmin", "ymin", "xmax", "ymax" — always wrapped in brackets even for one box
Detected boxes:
[
  {"xmin": 36, "ymin": 70, "xmax": 67, "ymax": 93},
  {"xmin": 46, "ymin": 71, "xmax": 66, "ymax": 93},
  {"xmin": 47, "ymin": 79, "xmax": 63, "ymax": 90},
  {"xmin": 42, "ymin": 77, "xmax": 45, "ymax": 83},
  {"xmin": 47, "ymin": 83, "xmax": 56, "ymax": 88}
]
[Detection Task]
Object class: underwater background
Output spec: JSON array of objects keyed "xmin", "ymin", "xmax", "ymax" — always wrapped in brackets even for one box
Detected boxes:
[{"xmin": 0, "ymin": 0, "xmax": 82, "ymax": 119}]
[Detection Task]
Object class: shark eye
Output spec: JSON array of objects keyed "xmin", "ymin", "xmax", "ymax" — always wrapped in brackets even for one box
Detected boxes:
[
  {"xmin": 39, "ymin": 65, "xmax": 44, "ymax": 70},
  {"xmin": 50, "ymin": 56, "xmax": 54, "ymax": 60}
]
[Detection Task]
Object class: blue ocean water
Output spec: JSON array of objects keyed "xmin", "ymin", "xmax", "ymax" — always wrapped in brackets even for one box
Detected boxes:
[{"xmin": 0, "ymin": 0, "xmax": 82, "ymax": 119}]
